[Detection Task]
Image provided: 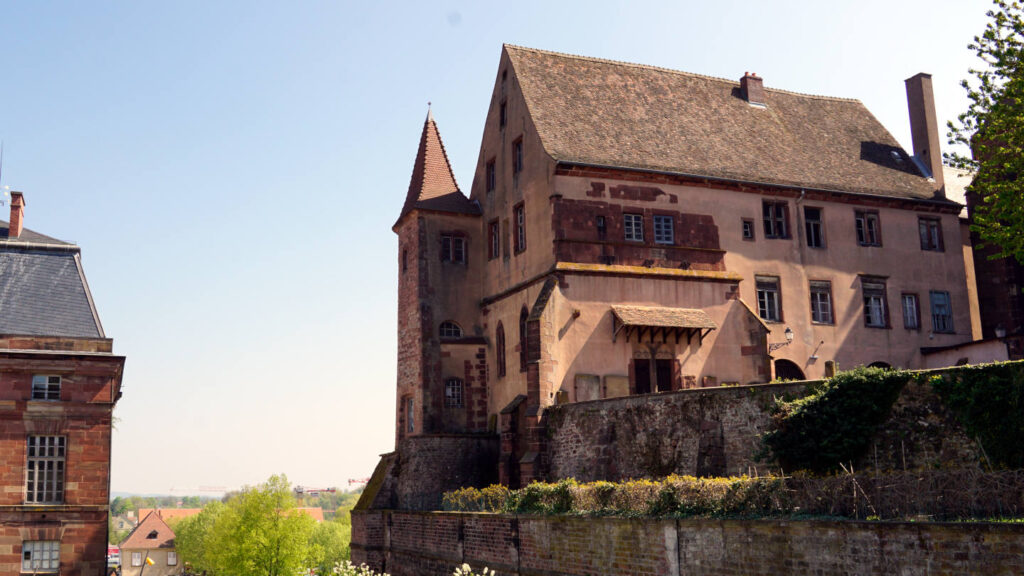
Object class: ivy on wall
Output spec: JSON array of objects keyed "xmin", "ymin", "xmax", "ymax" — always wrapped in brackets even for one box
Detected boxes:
[
  {"xmin": 930, "ymin": 362, "xmax": 1024, "ymax": 468},
  {"xmin": 762, "ymin": 366, "xmax": 909, "ymax": 474}
]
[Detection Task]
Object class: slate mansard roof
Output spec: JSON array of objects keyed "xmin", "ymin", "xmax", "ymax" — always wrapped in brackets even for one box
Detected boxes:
[
  {"xmin": 505, "ymin": 45, "xmax": 945, "ymax": 202},
  {"xmin": 0, "ymin": 219, "xmax": 105, "ymax": 339}
]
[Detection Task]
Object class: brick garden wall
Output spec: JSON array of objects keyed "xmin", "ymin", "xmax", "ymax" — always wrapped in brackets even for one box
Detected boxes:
[{"xmin": 352, "ymin": 511, "xmax": 1024, "ymax": 576}]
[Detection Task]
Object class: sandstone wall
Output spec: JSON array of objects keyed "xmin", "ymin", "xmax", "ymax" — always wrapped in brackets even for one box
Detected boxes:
[{"xmin": 545, "ymin": 381, "xmax": 808, "ymax": 480}]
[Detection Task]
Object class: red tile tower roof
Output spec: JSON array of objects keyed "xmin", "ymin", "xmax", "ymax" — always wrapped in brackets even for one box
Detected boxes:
[{"xmin": 396, "ymin": 108, "xmax": 479, "ymax": 226}]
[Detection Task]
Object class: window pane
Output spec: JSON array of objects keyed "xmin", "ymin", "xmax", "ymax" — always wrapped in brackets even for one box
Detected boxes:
[
  {"xmin": 756, "ymin": 279, "xmax": 781, "ymax": 322},
  {"xmin": 654, "ymin": 215, "xmax": 674, "ymax": 245}
]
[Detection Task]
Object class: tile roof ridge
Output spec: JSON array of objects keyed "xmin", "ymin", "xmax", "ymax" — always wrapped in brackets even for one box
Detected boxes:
[
  {"xmin": 503, "ymin": 44, "xmax": 862, "ymax": 103},
  {"xmin": 428, "ymin": 111, "xmax": 462, "ymax": 197}
]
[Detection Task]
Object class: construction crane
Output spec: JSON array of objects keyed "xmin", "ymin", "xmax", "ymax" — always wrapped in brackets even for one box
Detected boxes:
[
  {"xmin": 293, "ymin": 485, "xmax": 338, "ymax": 496},
  {"xmin": 168, "ymin": 486, "xmax": 227, "ymax": 493}
]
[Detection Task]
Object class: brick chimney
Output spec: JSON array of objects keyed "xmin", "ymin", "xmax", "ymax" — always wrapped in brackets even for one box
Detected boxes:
[
  {"xmin": 740, "ymin": 72, "xmax": 766, "ymax": 106},
  {"xmin": 905, "ymin": 72, "xmax": 945, "ymax": 195},
  {"xmin": 8, "ymin": 191, "xmax": 24, "ymax": 238}
]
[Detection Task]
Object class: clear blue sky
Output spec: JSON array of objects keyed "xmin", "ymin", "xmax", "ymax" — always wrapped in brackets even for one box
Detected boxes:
[{"xmin": 0, "ymin": 1, "xmax": 989, "ymax": 494}]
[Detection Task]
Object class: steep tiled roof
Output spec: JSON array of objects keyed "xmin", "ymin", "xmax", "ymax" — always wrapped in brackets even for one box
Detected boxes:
[
  {"xmin": 506, "ymin": 45, "xmax": 946, "ymax": 201},
  {"xmin": 612, "ymin": 305, "xmax": 718, "ymax": 330},
  {"xmin": 0, "ymin": 221, "xmax": 103, "ymax": 338},
  {"xmin": 120, "ymin": 511, "xmax": 175, "ymax": 550},
  {"xmin": 397, "ymin": 110, "xmax": 479, "ymax": 224}
]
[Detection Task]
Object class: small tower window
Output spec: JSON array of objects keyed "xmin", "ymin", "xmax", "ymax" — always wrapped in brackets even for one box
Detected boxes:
[{"xmin": 440, "ymin": 321, "xmax": 463, "ymax": 339}]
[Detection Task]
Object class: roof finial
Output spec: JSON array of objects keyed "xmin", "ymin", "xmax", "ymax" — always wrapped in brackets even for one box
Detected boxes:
[{"xmin": 427, "ymin": 101, "xmax": 433, "ymax": 123}]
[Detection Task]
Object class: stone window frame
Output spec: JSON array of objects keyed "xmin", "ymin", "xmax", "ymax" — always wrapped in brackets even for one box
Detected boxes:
[
  {"xmin": 902, "ymin": 292, "xmax": 921, "ymax": 330},
  {"xmin": 930, "ymin": 290, "xmax": 955, "ymax": 334},
  {"xmin": 855, "ymin": 210, "xmax": 882, "ymax": 246},
  {"xmin": 918, "ymin": 217, "xmax": 944, "ymax": 252},
  {"xmin": 741, "ymin": 218, "xmax": 754, "ymax": 241},
  {"xmin": 809, "ymin": 280, "xmax": 833, "ymax": 325},
  {"xmin": 861, "ymin": 277, "xmax": 890, "ymax": 328},
  {"xmin": 26, "ymin": 435, "xmax": 65, "ymax": 505},
  {"xmin": 485, "ymin": 158, "xmax": 496, "ymax": 193},
  {"xmin": 804, "ymin": 206, "xmax": 826, "ymax": 248},
  {"xmin": 519, "ymin": 307, "xmax": 529, "ymax": 372},
  {"xmin": 762, "ymin": 201, "xmax": 790, "ymax": 239},
  {"xmin": 623, "ymin": 213, "xmax": 644, "ymax": 242},
  {"xmin": 405, "ymin": 396, "xmax": 415, "ymax": 434},
  {"xmin": 496, "ymin": 322, "xmax": 506, "ymax": 379},
  {"xmin": 440, "ymin": 233, "xmax": 467, "ymax": 264},
  {"xmin": 439, "ymin": 321, "xmax": 463, "ymax": 339},
  {"xmin": 22, "ymin": 540, "xmax": 59, "ymax": 573},
  {"xmin": 444, "ymin": 378, "xmax": 464, "ymax": 409},
  {"xmin": 31, "ymin": 375, "xmax": 61, "ymax": 401},
  {"xmin": 488, "ymin": 220, "xmax": 500, "ymax": 260},
  {"xmin": 132, "ymin": 552, "xmax": 143, "ymax": 567},
  {"xmin": 653, "ymin": 214, "xmax": 675, "ymax": 245},
  {"xmin": 755, "ymin": 275, "xmax": 782, "ymax": 323},
  {"xmin": 512, "ymin": 137, "xmax": 524, "ymax": 183},
  {"xmin": 513, "ymin": 203, "xmax": 526, "ymax": 254}
]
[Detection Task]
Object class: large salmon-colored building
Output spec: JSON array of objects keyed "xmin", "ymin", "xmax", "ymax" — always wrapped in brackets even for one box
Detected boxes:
[{"xmin": 392, "ymin": 46, "xmax": 972, "ymax": 485}]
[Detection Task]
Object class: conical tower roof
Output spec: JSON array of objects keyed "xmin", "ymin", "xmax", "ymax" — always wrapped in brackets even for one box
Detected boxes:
[{"xmin": 396, "ymin": 108, "xmax": 479, "ymax": 227}]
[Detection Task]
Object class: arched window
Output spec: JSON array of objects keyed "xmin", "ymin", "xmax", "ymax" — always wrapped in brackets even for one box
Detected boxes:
[
  {"xmin": 444, "ymin": 378, "xmax": 464, "ymax": 408},
  {"xmin": 439, "ymin": 321, "xmax": 463, "ymax": 339},
  {"xmin": 868, "ymin": 361, "xmax": 892, "ymax": 369},
  {"xmin": 519, "ymin": 306, "xmax": 529, "ymax": 371},
  {"xmin": 496, "ymin": 322, "xmax": 506, "ymax": 378}
]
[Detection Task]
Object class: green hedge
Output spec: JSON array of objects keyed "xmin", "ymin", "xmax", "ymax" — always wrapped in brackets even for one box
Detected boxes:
[{"xmin": 442, "ymin": 476, "xmax": 789, "ymax": 518}]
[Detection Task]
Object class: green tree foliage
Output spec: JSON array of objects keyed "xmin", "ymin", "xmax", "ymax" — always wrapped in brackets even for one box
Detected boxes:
[
  {"xmin": 171, "ymin": 501, "xmax": 225, "ymax": 574},
  {"xmin": 174, "ymin": 475, "xmax": 356, "ymax": 576},
  {"xmin": 947, "ymin": 1, "xmax": 1024, "ymax": 263},
  {"xmin": 307, "ymin": 520, "xmax": 351, "ymax": 574},
  {"xmin": 207, "ymin": 474, "xmax": 316, "ymax": 576}
]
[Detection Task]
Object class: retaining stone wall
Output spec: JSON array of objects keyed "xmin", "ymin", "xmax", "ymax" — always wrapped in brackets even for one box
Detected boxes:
[{"xmin": 352, "ymin": 511, "xmax": 1024, "ymax": 576}]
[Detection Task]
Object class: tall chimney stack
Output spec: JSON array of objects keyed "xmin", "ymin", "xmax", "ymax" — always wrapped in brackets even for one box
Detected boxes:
[
  {"xmin": 740, "ymin": 72, "xmax": 766, "ymax": 106},
  {"xmin": 905, "ymin": 73, "xmax": 945, "ymax": 195},
  {"xmin": 9, "ymin": 191, "xmax": 24, "ymax": 238}
]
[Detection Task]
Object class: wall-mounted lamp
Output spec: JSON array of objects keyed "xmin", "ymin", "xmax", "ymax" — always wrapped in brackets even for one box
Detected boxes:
[{"xmin": 769, "ymin": 326, "xmax": 794, "ymax": 352}]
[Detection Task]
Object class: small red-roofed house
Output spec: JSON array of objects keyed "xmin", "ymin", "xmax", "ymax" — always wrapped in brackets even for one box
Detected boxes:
[{"xmin": 119, "ymin": 512, "xmax": 181, "ymax": 576}]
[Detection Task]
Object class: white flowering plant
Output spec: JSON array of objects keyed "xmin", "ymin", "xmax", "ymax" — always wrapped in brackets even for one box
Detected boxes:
[
  {"xmin": 453, "ymin": 563, "xmax": 496, "ymax": 576},
  {"xmin": 331, "ymin": 560, "xmax": 391, "ymax": 576}
]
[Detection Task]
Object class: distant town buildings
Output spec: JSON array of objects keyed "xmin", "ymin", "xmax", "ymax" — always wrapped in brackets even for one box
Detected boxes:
[{"xmin": 0, "ymin": 192, "xmax": 125, "ymax": 574}]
